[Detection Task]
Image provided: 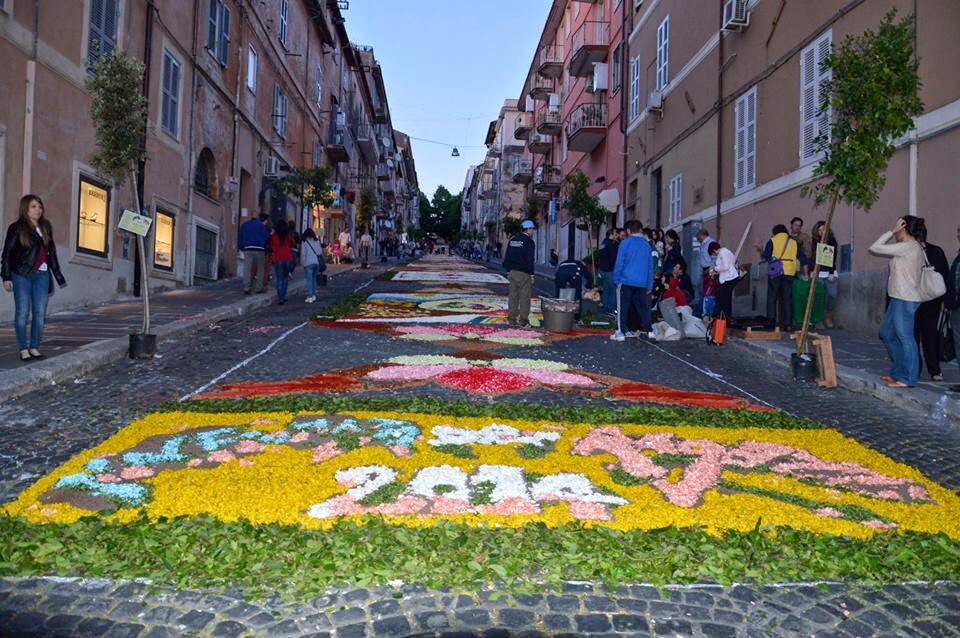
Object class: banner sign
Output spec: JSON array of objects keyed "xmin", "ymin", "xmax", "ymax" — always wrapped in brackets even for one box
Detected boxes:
[
  {"xmin": 816, "ymin": 243, "xmax": 836, "ymax": 269},
  {"xmin": 118, "ymin": 209, "xmax": 152, "ymax": 237}
]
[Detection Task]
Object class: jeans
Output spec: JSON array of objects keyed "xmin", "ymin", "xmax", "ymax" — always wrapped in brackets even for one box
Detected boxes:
[
  {"xmin": 600, "ymin": 270, "xmax": 616, "ymax": 312},
  {"xmin": 824, "ymin": 276, "xmax": 838, "ymax": 312},
  {"xmin": 12, "ymin": 271, "xmax": 50, "ymax": 350},
  {"xmin": 767, "ymin": 275, "xmax": 795, "ymax": 328},
  {"xmin": 617, "ymin": 284, "xmax": 651, "ymax": 334},
  {"xmin": 305, "ymin": 264, "xmax": 318, "ymax": 298},
  {"xmin": 555, "ymin": 273, "xmax": 583, "ymax": 320},
  {"xmin": 274, "ymin": 260, "xmax": 292, "ymax": 302},
  {"xmin": 879, "ymin": 298, "xmax": 920, "ymax": 386}
]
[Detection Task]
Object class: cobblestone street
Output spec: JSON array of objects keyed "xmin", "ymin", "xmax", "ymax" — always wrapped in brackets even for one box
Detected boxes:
[{"xmin": 1, "ymin": 257, "xmax": 958, "ymax": 637}]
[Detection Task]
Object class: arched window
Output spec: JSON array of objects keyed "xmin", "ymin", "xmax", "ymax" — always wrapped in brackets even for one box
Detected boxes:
[{"xmin": 194, "ymin": 148, "xmax": 216, "ymax": 197}]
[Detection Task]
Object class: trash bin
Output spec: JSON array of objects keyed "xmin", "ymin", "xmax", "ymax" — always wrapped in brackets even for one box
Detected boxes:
[
  {"xmin": 791, "ymin": 278, "xmax": 826, "ymax": 327},
  {"xmin": 541, "ymin": 298, "xmax": 578, "ymax": 332}
]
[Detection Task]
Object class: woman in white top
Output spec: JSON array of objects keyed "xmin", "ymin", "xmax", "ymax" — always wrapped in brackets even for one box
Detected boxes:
[
  {"xmin": 708, "ymin": 240, "xmax": 739, "ymax": 320},
  {"xmin": 869, "ymin": 216, "xmax": 925, "ymax": 388}
]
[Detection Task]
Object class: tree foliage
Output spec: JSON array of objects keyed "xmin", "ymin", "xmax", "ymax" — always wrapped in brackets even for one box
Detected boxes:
[
  {"xmin": 274, "ymin": 166, "xmax": 335, "ymax": 214},
  {"xmin": 802, "ymin": 9, "xmax": 923, "ymax": 209},
  {"xmin": 356, "ymin": 188, "xmax": 378, "ymax": 232},
  {"xmin": 419, "ymin": 186, "xmax": 462, "ymax": 238},
  {"xmin": 563, "ymin": 169, "xmax": 608, "ymax": 271},
  {"xmin": 87, "ymin": 51, "xmax": 149, "ymax": 184},
  {"xmin": 502, "ymin": 216, "xmax": 523, "ymax": 238}
]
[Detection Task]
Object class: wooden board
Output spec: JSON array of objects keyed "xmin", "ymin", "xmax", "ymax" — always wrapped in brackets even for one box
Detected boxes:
[
  {"xmin": 730, "ymin": 326, "xmax": 781, "ymax": 340},
  {"xmin": 790, "ymin": 332, "xmax": 838, "ymax": 387}
]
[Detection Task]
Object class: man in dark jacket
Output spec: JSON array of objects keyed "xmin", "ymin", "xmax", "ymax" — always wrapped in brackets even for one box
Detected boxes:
[
  {"xmin": 947, "ymin": 223, "xmax": 960, "ymax": 393},
  {"xmin": 238, "ymin": 213, "xmax": 270, "ymax": 294},
  {"xmin": 598, "ymin": 229, "xmax": 619, "ymax": 313},
  {"xmin": 555, "ymin": 258, "xmax": 594, "ymax": 321},
  {"xmin": 503, "ymin": 220, "xmax": 536, "ymax": 326}
]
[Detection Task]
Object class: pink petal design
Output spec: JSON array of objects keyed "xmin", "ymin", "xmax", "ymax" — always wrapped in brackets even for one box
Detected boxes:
[
  {"xmin": 312, "ymin": 441, "xmax": 341, "ymax": 463},
  {"xmin": 238, "ymin": 459, "xmax": 256, "ymax": 467},
  {"xmin": 495, "ymin": 366, "xmax": 596, "ymax": 387},
  {"xmin": 187, "ymin": 459, "xmax": 203, "ymax": 468},
  {"xmin": 120, "ymin": 466, "xmax": 155, "ymax": 480},
  {"xmin": 567, "ymin": 501, "xmax": 613, "ymax": 521},
  {"xmin": 814, "ymin": 507, "xmax": 843, "ymax": 519},
  {"xmin": 430, "ymin": 497, "xmax": 472, "ymax": 515},
  {"xmin": 234, "ymin": 440, "xmax": 265, "ymax": 454},
  {"xmin": 390, "ymin": 446, "xmax": 411, "ymax": 457},
  {"xmin": 290, "ymin": 432, "xmax": 311, "ymax": 443},
  {"xmin": 366, "ymin": 364, "xmax": 467, "ymax": 381},
  {"xmin": 207, "ymin": 450, "xmax": 236, "ymax": 464},
  {"xmin": 862, "ymin": 519, "xmax": 898, "ymax": 530},
  {"xmin": 480, "ymin": 497, "xmax": 541, "ymax": 516},
  {"xmin": 572, "ymin": 428, "xmax": 667, "ymax": 480},
  {"xmin": 96, "ymin": 473, "xmax": 120, "ymax": 483}
]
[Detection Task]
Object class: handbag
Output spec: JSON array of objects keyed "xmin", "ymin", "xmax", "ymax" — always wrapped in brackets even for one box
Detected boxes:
[
  {"xmin": 708, "ymin": 311, "xmax": 727, "ymax": 346},
  {"xmin": 304, "ymin": 241, "xmax": 327, "ymax": 286},
  {"xmin": 919, "ymin": 250, "xmax": 947, "ymax": 302},
  {"xmin": 939, "ymin": 309, "xmax": 956, "ymax": 363},
  {"xmin": 767, "ymin": 238, "xmax": 790, "ymax": 279}
]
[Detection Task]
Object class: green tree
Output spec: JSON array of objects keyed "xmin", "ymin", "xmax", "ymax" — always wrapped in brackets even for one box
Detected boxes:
[
  {"xmin": 796, "ymin": 10, "xmax": 923, "ymax": 355},
  {"xmin": 274, "ymin": 166, "xmax": 335, "ymax": 226},
  {"xmin": 563, "ymin": 169, "xmax": 608, "ymax": 274},
  {"xmin": 355, "ymin": 188, "xmax": 377, "ymax": 233},
  {"xmin": 502, "ymin": 216, "xmax": 523, "ymax": 238},
  {"xmin": 87, "ymin": 52, "xmax": 150, "ymax": 335}
]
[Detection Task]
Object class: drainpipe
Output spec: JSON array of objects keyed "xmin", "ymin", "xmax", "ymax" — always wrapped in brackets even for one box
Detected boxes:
[
  {"xmin": 620, "ymin": 0, "xmax": 629, "ymax": 223},
  {"xmin": 134, "ymin": 1, "xmax": 156, "ymax": 297},
  {"xmin": 184, "ymin": 0, "xmax": 201, "ymax": 286},
  {"xmin": 714, "ymin": 11, "xmax": 724, "ymax": 240},
  {"xmin": 907, "ymin": 0, "xmax": 919, "ymax": 217},
  {"xmin": 229, "ymin": 2, "xmax": 244, "ymax": 276},
  {"xmin": 21, "ymin": 0, "xmax": 40, "ymax": 196}
]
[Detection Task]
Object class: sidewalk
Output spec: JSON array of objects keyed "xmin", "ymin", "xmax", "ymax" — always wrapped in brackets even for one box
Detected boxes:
[
  {"xmin": 731, "ymin": 327, "xmax": 960, "ymax": 423},
  {"xmin": 0, "ymin": 262, "xmax": 363, "ymax": 403}
]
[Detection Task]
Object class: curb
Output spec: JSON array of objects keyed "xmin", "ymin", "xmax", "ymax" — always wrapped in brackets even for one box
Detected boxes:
[
  {"xmin": 0, "ymin": 266, "xmax": 362, "ymax": 405},
  {"xmin": 730, "ymin": 337, "xmax": 960, "ymax": 424}
]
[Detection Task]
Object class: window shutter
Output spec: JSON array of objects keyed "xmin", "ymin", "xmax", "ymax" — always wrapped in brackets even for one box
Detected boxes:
[
  {"xmin": 656, "ymin": 16, "xmax": 669, "ymax": 90},
  {"xmin": 279, "ymin": 0, "xmax": 288, "ymax": 45},
  {"xmin": 735, "ymin": 86, "xmax": 756, "ymax": 191},
  {"xmin": 218, "ymin": 4, "xmax": 231, "ymax": 65},
  {"xmin": 629, "ymin": 57, "xmax": 640, "ymax": 120},
  {"xmin": 316, "ymin": 64, "xmax": 323, "ymax": 107},
  {"xmin": 273, "ymin": 85, "xmax": 280, "ymax": 134},
  {"xmin": 800, "ymin": 31, "xmax": 831, "ymax": 162},
  {"xmin": 102, "ymin": 0, "xmax": 117, "ymax": 56},
  {"xmin": 207, "ymin": 0, "xmax": 218, "ymax": 51},
  {"xmin": 88, "ymin": 0, "xmax": 105, "ymax": 66},
  {"xmin": 815, "ymin": 33, "xmax": 832, "ymax": 148},
  {"xmin": 669, "ymin": 174, "xmax": 682, "ymax": 224}
]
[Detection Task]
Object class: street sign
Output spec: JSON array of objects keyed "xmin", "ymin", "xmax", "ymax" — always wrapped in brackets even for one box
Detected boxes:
[{"xmin": 118, "ymin": 209, "xmax": 152, "ymax": 237}]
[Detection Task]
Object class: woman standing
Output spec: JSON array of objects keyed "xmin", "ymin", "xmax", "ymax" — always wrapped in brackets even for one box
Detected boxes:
[
  {"xmin": 870, "ymin": 216, "xmax": 925, "ymax": 388},
  {"xmin": 269, "ymin": 220, "xmax": 294, "ymax": 305},
  {"xmin": 662, "ymin": 229, "xmax": 684, "ymax": 274},
  {"xmin": 914, "ymin": 220, "xmax": 950, "ymax": 381},
  {"xmin": 300, "ymin": 228, "xmax": 324, "ymax": 304},
  {"xmin": 811, "ymin": 221, "xmax": 840, "ymax": 328},
  {"xmin": 2, "ymin": 195, "xmax": 67, "ymax": 361},
  {"xmin": 708, "ymin": 241, "xmax": 740, "ymax": 321}
]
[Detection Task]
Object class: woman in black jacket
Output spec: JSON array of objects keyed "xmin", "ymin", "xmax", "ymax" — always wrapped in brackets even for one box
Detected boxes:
[
  {"xmin": 914, "ymin": 220, "xmax": 950, "ymax": 381},
  {"xmin": 1, "ymin": 195, "xmax": 67, "ymax": 361}
]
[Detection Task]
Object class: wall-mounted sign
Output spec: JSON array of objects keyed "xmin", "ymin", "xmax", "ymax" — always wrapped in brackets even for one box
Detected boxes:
[{"xmin": 118, "ymin": 209, "xmax": 153, "ymax": 237}]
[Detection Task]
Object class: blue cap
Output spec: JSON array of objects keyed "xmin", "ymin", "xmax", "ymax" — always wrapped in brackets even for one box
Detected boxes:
[{"xmin": 521, "ymin": 220, "xmax": 535, "ymax": 229}]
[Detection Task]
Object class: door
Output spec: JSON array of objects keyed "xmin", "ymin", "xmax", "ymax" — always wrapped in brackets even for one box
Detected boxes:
[
  {"xmin": 194, "ymin": 225, "xmax": 217, "ymax": 280},
  {"xmin": 650, "ymin": 167, "xmax": 662, "ymax": 228}
]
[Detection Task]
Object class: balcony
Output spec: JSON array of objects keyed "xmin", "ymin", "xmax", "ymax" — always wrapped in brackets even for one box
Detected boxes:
[
  {"xmin": 514, "ymin": 112, "xmax": 532, "ymax": 140},
  {"xmin": 327, "ymin": 114, "xmax": 354, "ymax": 163},
  {"xmin": 528, "ymin": 131, "xmax": 552, "ymax": 154},
  {"xmin": 567, "ymin": 103, "xmax": 608, "ymax": 153},
  {"xmin": 534, "ymin": 164, "xmax": 563, "ymax": 193},
  {"xmin": 511, "ymin": 158, "xmax": 533, "ymax": 184},
  {"xmin": 529, "ymin": 75, "xmax": 554, "ymax": 101},
  {"xmin": 538, "ymin": 44, "xmax": 564, "ymax": 78},
  {"xmin": 537, "ymin": 110, "xmax": 562, "ymax": 135},
  {"xmin": 355, "ymin": 124, "xmax": 378, "ymax": 164},
  {"xmin": 487, "ymin": 144, "xmax": 502, "ymax": 158},
  {"xmin": 570, "ymin": 21, "xmax": 608, "ymax": 76},
  {"xmin": 478, "ymin": 180, "xmax": 498, "ymax": 200},
  {"xmin": 377, "ymin": 162, "xmax": 391, "ymax": 181}
]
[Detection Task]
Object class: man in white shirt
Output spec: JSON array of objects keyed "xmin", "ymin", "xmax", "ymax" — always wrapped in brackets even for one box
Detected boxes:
[
  {"xmin": 338, "ymin": 230, "xmax": 351, "ymax": 253},
  {"xmin": 359, "ymin": 228, "xmax": 373, "ymax": 267}
]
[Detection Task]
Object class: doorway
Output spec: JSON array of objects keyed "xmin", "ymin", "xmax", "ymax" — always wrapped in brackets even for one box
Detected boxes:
[{"xmin": 650, "ymin": 167, "xmax": 662, "ymax": 228}]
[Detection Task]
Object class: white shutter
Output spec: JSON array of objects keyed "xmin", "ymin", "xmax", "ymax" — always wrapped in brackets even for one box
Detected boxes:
[
  {"xmin": 218, "ymin": 4, "xmax": 231, "ymax": 65},
  {"xmin": 161, "ymin": 51, "xmax": 180, "ymax": 137},
  {"xmin": 246, "ymin": 46, "xmax": 257, "ymax": 92},
  {"xmin": 207, "ymin": 0, "xmax": 218, "ymax": 51},
  {"xmin": 548, "ymin": 93, "xmax": 560, "ymax": 112},
  {"xmin": 315, "ymin": 64, "xmax": 323, "ymax": 107},
  {"xmin": 800, "ymin": 30, "xmax": 831, "ymax": 162},
  {"xmin": 656, "ymin": 16, "xmax": 669, "ymax": 90},
  {"xmin": 669, "ymin": 174, "xmax": 682, "ymax": 224},
  {"xmin": 273, "ymin": 85, "xmax": 281, "ymax": 135},
  {"xmin": 629, "ymin": 57, "xmax": 640, "ymax": 120},
  {"xmin": 279, "ymin": 0, "xmax": 289, "ymax": 45},
  {"xmin": 735, "ymin": 86, "xmax": 756, "ymax": 192},
  {"xmin": 88, "ymin": 0, "xmax": 118, "ymax": 67}
]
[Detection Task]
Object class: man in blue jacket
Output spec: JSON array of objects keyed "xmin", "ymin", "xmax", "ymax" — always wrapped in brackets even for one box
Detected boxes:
[
  {"xmin": 238, "ymin": 213, "xmax": 270, "ymax": 294},
  {"xmin": 611, "ymin": 219, "xmax": 653, "ymax": 341},
  {"xmin": 503, "ymin": 220, "xmax": 536, "ymax": 326}
]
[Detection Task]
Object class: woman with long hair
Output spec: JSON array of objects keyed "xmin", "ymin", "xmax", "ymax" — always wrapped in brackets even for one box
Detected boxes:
[
  {"xmin": 1, "ymin": 195, "xmax": 68, "ymax": 361},
  {"xmin": 269, "ymin": 219, "xmax": 294, "ymax": 305},
  {"xmin": 869, "ymin": 216, "xmax": 925, "ymax": 388},
  {"xmin": 913, "ymin": 219, "xmax": 950, "ymax": 381},
  {"xmin": 811, "ymin": 221, "xmax": 840, "ymax": 328}
]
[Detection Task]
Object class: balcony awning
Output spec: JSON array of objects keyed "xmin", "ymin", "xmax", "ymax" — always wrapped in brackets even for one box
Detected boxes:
[{"xmin": 597, "ymin": 187, "xmax": 620, "ymax": 212}]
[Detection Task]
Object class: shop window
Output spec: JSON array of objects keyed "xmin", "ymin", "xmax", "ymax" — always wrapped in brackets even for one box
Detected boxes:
[
  {"xmin": 153, "ymin": 210, "xmax": 175, "ymax": 270},
  {"xmin": 77, "ymin": 177, "xmax": 110, "ymax": 257}
]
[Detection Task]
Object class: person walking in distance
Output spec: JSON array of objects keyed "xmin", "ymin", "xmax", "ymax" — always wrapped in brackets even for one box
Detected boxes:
[
  {"xmin": 947, "ymin": 223, "xmax": 960, "ymax": 393},
  {"xmin": 913, "ymin": 219, "xmax": 950, "ymax": 382},
  {"xmin": 610, "ymin": 220, "xmax": 653, "ymax": 341},
  {"xmin": 238, "ymin": 212, "xmax": 270, "ymax": 294},
  {"xmin": 301, "ymin": 228, "xmax": 325, "ymax": 304},
  {"xmin": 503, "ymin": 219, "xmax": 536, "ymax": 327},
  {"xmin": 2, "ymin": 195, "xmax": 68, "ymax": 361},
  {"xmin": 270, "ymin": 220, "xmax": 295, "ymax": 305},
  {"xmin": 870, "ymin": 216, "xmax": 926, "ymax": 388}
]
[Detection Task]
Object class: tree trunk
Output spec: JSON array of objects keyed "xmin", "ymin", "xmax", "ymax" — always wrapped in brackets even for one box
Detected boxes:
[
  {"xmin": 796, "ymin": 191, "xmax": 839, "ymax": 356},
  {"xmin": 128, "ymin": 168, "xmax": 150, "ymax": 335}
]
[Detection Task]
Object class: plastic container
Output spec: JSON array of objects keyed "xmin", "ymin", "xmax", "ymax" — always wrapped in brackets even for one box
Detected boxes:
[
  {"xmin": 791, "ymin": 352, "xmax": 818, "ymax": 382},
  {"xmin": 541, "ymin": 298, "xmax": 578, "ymax": 332},
  {"xmin": 791, "ymin": 279, "xmax": 826, "ymax": 326}
]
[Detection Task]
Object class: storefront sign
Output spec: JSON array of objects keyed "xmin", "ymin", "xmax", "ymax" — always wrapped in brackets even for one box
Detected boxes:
[{"xmin": 118, "ymin": 209, "xmax": 153, "ymax": 237}]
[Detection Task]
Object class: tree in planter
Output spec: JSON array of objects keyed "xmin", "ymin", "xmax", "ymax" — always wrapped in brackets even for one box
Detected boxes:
[
  {"xmin": 274, "ymin": 166, "xmax": 335, "ymax": 234},
  {"xmin": 355, "ymin": 188, "xmax": 378, "ymax": 236},
  {"xmin": 563, "ymin": 169, "xmax": 608, "ymax": 275},
  {"xmin": 502, "ymin": 215, "xmax": 523, "ymax": 238},
  {"xmin": 87, "ymin": 51, "xmax": 150, "ymax": 337},
  {"xmin": 796, "ymin": 10, "xmax": 923, "ymax": 356}
]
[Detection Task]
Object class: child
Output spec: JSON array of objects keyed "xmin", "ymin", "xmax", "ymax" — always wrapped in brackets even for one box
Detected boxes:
[
  {"xmin": 702, "ymin": 271, "xmax": 719, "ymax": 324},
  {"xmin": 331, "ymin": 241, "xmax": 341, "ymax": 265}
]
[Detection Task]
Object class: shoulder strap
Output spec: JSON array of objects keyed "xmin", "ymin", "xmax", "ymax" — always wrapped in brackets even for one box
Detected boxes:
[{"xmin": 776, "ymin": 237, "xmax": 790, "ymax": 260}]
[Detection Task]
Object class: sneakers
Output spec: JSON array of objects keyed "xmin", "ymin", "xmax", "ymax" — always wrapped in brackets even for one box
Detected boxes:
[
  {"xmin": 624, "ymin": 331, "xmax": 640, "ymax": 338},
  {"xmin": 609, "ymin": 331, "xmax": 626, "ymax": 342},
  {"xmin": 305, "ymin": 296, "xmax": 317, "ymax": 304}
]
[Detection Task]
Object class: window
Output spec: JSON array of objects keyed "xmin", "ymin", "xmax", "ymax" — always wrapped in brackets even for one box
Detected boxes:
[
  {"xmin": 800, "ymin": 30, "xmax": 832, "ymax": 163},
  {"xmin": 77, "ymin": 177, "xmax": 110, "ymax": 257},
  {"xmin": 315, "ymin": 64, "xmax": 323, "ymax": 108},
  {"xmin": 273, "ymin": 84, "xmax": 288, "ymax": 139},
  {"xmin": 246, "ymin": 46, "xmax": 257, "ymax": 93},
  {"xmin": 160, "ymin": 50, "xmax": 181, "ymax": 138},
  {"xmin": 194, "ymin": 148, "xmax": 215, "ymax": 196},
  {"xmin": 735, "ymin": 86, "xmax": 757, "ymax": 192},
  {"xmin": 668, "ymin": 173, "xmax": 682, "ymax": 225},
  {"xmin": 629, "ymin": 56, "xmax": 640, "ymax": 121},
  {"xmin": 656, "ymin": 16, "xmax": 669, "ymax": 90},
  {"xmin": 278, "ymin": 0, "xmax": 289, "ymax": 46},
  {"xmin": 87, "ymin": 0, "xmax": 119, "ymax": 69},
  {"xmin": 312, "ymin": 140, "xmax": 321, "ymax": 168},
  {"xmin": 612, "ymin": 43, "xmax": 623, "ymax": 93},
  {"xmin": 206, "ymin": 0, "xmax": 230, "ymax": 66},
  {"xmin": 153, "ymin": 211, "xmax": 175, "ymax": 270}
]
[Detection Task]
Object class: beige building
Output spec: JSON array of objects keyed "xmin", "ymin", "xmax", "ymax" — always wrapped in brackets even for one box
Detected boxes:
[
  {"xmin": 0, "ymin": 0, "xmax": 411, "ymax": 321},
  {"xmin": 624, "ymin": 0, "xmax": 960, "ymax": 335}
]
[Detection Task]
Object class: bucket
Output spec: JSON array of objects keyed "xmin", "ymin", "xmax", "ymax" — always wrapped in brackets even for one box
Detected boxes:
[
  {"xmin": 558, "ymin": 287, "xmax": 577, "ymax": 302},
  {"xmin": 791, "ymin": 352, "xmax": 818, "ymax": 382},
  {"xmin": 129, "ymin": 333, "xmax": 157, "ymax": 359},
  {"xmin": 541, "ymin": 297, "xmax": 578, "ymax": 332}
]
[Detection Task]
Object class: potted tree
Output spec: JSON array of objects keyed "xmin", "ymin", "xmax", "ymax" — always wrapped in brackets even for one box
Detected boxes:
[
  {"xmin": 87, "ymin": 51, "xmax": 152, "ymax": 358},
  {"xmin": 563, "ymin": 169, "xmax": 608, "ymax": 278},
  {"xmin": 274, "ymin": 165, "xmax": 335, "ymax": 236},
  {"xmin": 795, "ymin": 10, "xmax": 923, "ymax": 371}
]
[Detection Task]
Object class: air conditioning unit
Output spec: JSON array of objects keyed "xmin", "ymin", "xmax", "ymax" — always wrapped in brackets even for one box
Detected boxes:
[
  {"xmin": 722, "ymin": 0, "xmax": 750, "ymax": 30},
  {"xmin": 264, "ymin": 156, "xmax": 280, "ymax": 176},
  {"xmin": 646, "ymin": 90, "xmax": 664, "ymax": 114},
  {"xmin": 592, "ymin": 62, "xmax": 609, "ymax": 92}
]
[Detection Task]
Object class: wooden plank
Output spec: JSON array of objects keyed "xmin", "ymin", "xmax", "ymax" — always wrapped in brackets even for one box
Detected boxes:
[
  {"xmin": 730, "ymin": 326, "xmax": 782, "ymax": 340},
  {"xmin": 812, "ymin": 335, "xmax": 837, "ymax": 388}
]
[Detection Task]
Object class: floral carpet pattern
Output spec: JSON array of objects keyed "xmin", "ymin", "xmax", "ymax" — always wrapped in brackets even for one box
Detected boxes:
[
  {"xmin": 338, "ymin": 292, "xmax": 544, "ymax": 326},
  {"xmin": 391, "ymin": 271, "xmax": 509, "ymax": 284}
]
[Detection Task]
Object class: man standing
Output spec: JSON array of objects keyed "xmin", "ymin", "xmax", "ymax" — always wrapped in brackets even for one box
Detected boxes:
[
  {"xmin": 360, "ymin": 227, "xmax": 373, "ymax": 268},
  {"xmin": 238, "ymin": 213, "xmax": 270, "ymax": 294},
  {"xmin": 503, "ymin": 220, "xmax": 536, "ymax": 327},
  {"xmin": 611, "ymin": 220, "xmax": 654, "ymax": 341},
  {"xmin": 338, "ymin": 228, "xmax": 352, "ymax": 258},
  {"xmin": 947, "ymin": 224, "xmax": 960, "ymax": 393},
  {"xmin": 790, "ymin": 217, "xmax": 811, "ymax": 277},
  {"xmin": 598, "ymin": 229, "xmax": 620, "ymax": 314}
]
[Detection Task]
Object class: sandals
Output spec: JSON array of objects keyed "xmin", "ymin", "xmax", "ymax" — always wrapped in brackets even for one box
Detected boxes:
[
  {"xmin": 881, "ymin": 375, "xmax": 894, "ymax": 383},
  {"xmin": 19, "ymin": 351, "xmax": 32, "ymax": 362},
  {"xmin": 28, "ymin": 349, "xmax": 46, "ymax": 360},
  {"xmin": 885, "ymin": 381, "xmax": 910, "ymax": 389}
]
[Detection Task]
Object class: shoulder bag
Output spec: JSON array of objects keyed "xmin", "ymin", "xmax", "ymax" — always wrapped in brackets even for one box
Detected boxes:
[
  {"xmin": 767, "ymin": 239, "xmax": 790, "ymax": 279},
  {"xmin": 919, "ymin": 249, "xmax": 947, "ymax": 302}
]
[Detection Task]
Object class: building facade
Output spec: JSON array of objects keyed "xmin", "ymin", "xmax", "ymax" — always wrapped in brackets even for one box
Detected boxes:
[
  {"xmin": 0, "ymin": 0, "xmax": 412, "ymax": 321},
  {"xmin": 624, "ymin": 0, "xmax": 960, "ymax": 335}
]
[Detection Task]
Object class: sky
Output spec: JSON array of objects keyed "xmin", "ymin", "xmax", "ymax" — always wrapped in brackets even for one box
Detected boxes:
[{"xmin": 340, "ymin": 0, "xmax": 552, "ymax": 200}]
